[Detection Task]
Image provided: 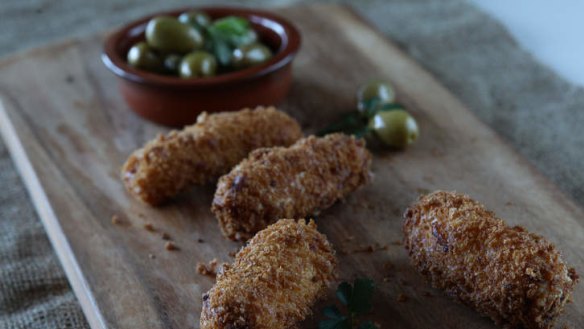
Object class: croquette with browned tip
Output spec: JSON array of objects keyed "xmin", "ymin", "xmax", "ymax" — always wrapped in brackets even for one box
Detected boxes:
[
  {"xmin": 200, "ymin": 218, "xmax": 337, "ymax": 329},
  {"xmin": 403, "ymin": 191, "xmax": 578, "ymax": 329},
  {"xmin": 121, "ymin": 107, "xmax": 303, "ymax": 206},
  {"xmin": 212, "ymin": 133, "xmax": 372, "ymax": 241}
]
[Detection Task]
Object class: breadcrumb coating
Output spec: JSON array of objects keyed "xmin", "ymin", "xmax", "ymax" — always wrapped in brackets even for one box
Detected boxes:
[
  {"xmin": 121, "ymin": 107, "xmax": 302, "ymax": 206},
  {"xmin": 200, "ymin": 219, "xmax": 336, "ymax": 329},
  {"xmin": 212, "ymin": 133, "xmax": 372, "ymax": 241},
  {"xmin": 403, "ymin": 191, "xmax": 578, "ymax": 329}
]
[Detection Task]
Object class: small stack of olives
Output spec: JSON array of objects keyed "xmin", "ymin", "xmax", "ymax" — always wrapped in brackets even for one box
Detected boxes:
[
  {"xmin": 319, "ymin": 81, "xmax": 419, "ymax": 149},
  {"xmin": 126, "ymin": 11, "xmax": 273, "ymax": 78}
]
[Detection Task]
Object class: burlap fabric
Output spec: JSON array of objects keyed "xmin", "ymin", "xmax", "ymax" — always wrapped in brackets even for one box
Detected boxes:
[{"xmin": 1, "ymin": 0, "xmax": 583, "ymax": 328}]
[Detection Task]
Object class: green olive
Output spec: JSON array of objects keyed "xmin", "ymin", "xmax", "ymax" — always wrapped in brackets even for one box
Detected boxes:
[
  {"xmin": 163, "ymin": 54, "xmax": 182, "ymax": 74},
  {"xmin": 357, "ymin": 80, "xmax": 396, "ymax": 112},
  {"xmin": 178, "ymin": 11, "xmax": 211, "ymax": 29},
  {"xmin": 145, "ymin": 16, "xmax": 204, "ymax": 53},
  {"xmin": 234, "ymin": 29, "xmax": 258, "ymax": 47},
  {"xmin": 179, "ymin": 51, "xmax": 217, "ymax": 78},
  {"xmin": 368, "ymin": 110, "xmax": 419, "ymax": 148},
  {"xmin": 126, "ymin": 41, "xmax": 164, "ymax": 73},
  {"xmin": 231, "ymin": 43, "xmax": 273, "ymax": 69}
]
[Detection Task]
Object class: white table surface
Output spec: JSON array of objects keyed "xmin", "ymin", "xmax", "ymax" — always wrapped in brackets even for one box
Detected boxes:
[{"xmin": 469, "ymin": 0, "xmax": 584, "ymax": 87}]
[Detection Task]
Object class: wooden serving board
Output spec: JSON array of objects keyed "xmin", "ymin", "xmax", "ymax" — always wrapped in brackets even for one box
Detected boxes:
[{"xmin": 1, "ymin": 4, "xmax": 582, "ymax": 329}]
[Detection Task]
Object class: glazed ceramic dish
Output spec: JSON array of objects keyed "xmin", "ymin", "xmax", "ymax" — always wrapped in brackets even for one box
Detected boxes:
[{"xmin": 102, "ymin": 7, "xmax": 301, "ymax": 127}]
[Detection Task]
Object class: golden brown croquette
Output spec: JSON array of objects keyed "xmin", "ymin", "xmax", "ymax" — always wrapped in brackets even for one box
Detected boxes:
[
  {"xmin": 212, "ymin": 133, "xmax": 372, "ymax": 241},
  {"xmin": 403, "ymin": 191, "xmax": 578, "ymax": 329},
  {"xmin": 121, "ymin": 107, "xmax": 302, "ymax": 206},
  {"xmin": 200, "ymin": 219, "xmax": 336, "ymax": 329}
]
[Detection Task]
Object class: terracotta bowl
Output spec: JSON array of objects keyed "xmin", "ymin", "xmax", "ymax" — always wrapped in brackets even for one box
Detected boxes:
[{"xmin": 102, "ymin": 7, "xmax": 301, "ymax": 127}]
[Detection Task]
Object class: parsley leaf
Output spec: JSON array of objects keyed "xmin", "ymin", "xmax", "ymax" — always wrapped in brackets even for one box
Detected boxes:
[
  {"xmin": 319, "ymin": 278, "xmax": 379, "ymax": 329},
  {"xmin": 318, "ymin": 94, "xmax": 407, "ymax": 138},
  {"xmin": 320, "ymin": 305, "xmax": 348, "ymax": 329},
  {"xmin": 323, "ymin": 305, "xmax": 343, "ymax": 319},
  {"xmin": 206, "ymin": 27, "xmax": 232, "ymax": 66},
  {"xmin": 360, "ymin": 98, "xmax": 382, "ymax": 118},
  {"xmin": 205, "ymin": 16, "xmax": 254, "ymax": 66},
  {"xmin": 357, "ymin": 321, "xmax": 378, "ymax": 329},
  {"xmin": 361, "ymin": 98, "xmax": 404, "ymax": 118},
  {"xmin": 349, "ymin": 278, "xmax": 375, "ymax": 314},
  {"xmin": 336, "ymin": 282, "xmax": 352, "ymax": 306},
  {"xmin": 319, "ymin": 317, "xmax": 351, "ymax": 329},
  {"xmin": 316, "ymin": 111, "xmax": 369, "ymax": 137},
  {"xmin": 211, "ymin": 16, "xmax": 250, "ymax": 36},
  {"xmin": 377, "ymin": 102, "xmax": 403, "ymax": 113}
]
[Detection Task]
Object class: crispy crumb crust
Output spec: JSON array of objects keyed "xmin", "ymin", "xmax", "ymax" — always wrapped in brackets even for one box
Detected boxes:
[
  {"xmin": 403, "ymin": 191, "xmax": 579, "ymax": 329},
  {"xmin": 121, "ymin": 107, "xmax": 303, "ymax": 206},
  {"xmin": 212, "ymin": 133, "xmax": 372, "ymax": 241},
  {"xmin": 200, "ymin": 219, "xmax": 337, "ymax": 329}
]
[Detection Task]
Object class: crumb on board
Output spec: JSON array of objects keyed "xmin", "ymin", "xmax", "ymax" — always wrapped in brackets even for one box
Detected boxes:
[
  {"xmin": 397, "ymin": 293, "xmax": 408, "ymax": 303},
  {"xmin": 161, "ymin": 232, "xmax": 171, "ymax": 240},
  {"xmin": 228, "ymin": 250, "xmax": 237, "ymax": 258},
  {"xmin": 197, "ymin": 238, "xmax": 204, "ymax": 243},
  {"xmin": 148, "ymin": 253, "xmax": 155, "ymax": 259},
  {"xmin": 196, "ymin": 258, "xmax": 219, "ymax": 277},
  {"xmin": 165, "ymin": 241, "xmax": 178, "ymax": 251},
  {"xmin": 383, "ymin": 277, "xmax": 391, "ymax": 282},
  {"xmin": 345, "ymin": 235, "xmax": 355, "ymax": 241},
  {"xmin": 350, "ymin": 243, "xmax": 389, "ymax": 253},
  {"xmin": 111, "ymin": 214, "xmax": 122, "ymax": 225},
  {"xmin": 391, "ymin": 240, "xmax": 402, "ymax": 246},
  {"xmin": 144, "ymin": 223, "xmax": 156, "ymax": 232},
  {"xmin": 363, "ymin": 245, "xmax": 375, "ymax": 253}
]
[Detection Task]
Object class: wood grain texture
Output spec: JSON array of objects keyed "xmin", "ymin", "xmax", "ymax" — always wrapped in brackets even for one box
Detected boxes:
[{"xmin": 0, "ymin": 4, "xmax": 582, "ymax": 329}]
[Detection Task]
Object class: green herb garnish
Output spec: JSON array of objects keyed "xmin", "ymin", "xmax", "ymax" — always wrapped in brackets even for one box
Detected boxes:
[
  {"xmin": 317, "ymin": 97, "xmax": 404, "ymax": 138},
  {"xmin": 206, "ymin": 28, "xmax": 232, "ymax": 66},
  {"xmin": 319, "ymin": 278, "xmax": 379, "ymax": 329},
  {"xmin": 316, "ymin": 111, "xmax": 369, "ymax": 138},
  {"xmin": 212, "ymin": 17, "xmax": 250, "ymax": 35},
  {"xmin": 206, "ymin": 16, "xmax": 254, "ymax": 66},
  {"xmin": 361, "ymin": 99, "xmax": 403, "ymax": 119}
]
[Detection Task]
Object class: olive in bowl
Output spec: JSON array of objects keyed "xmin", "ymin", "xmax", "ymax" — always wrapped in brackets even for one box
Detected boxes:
[
  {"xmin": 145, "ymin": 16, "xmax": 204, "ymax": 54},
  {"xmin": 102, "ymin": 7, "xmax": 301, "ymax": 127},
  {"xmin": 125, "ymin": 12, "xmax": 274, "ymax": 79}
]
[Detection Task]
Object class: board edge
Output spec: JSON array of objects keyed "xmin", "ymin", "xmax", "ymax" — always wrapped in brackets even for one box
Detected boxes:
[{"xmin": 0, "ymin": 96, "xmax": 109, "ymax": 329}]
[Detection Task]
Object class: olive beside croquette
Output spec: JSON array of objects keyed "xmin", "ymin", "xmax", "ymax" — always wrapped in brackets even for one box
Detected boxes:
[
  {"xmin": 121, "ymin": 106, "xmax": 302, "ymax": 206},
  {"xmin": 212, "ymin": 133, "xmax": 372, "ymax": 241},
  {"xmin": 403, "ymin": 191, "xmax": 578, "ymax": 329},
  {"xmin": 200, "ymin": 219, "xmax": 336, "ymax": 329}
]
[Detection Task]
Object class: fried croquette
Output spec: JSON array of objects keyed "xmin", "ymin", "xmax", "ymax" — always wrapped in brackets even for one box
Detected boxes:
[
  {"xmin": 200, "ymin": 219, "xmax": 336, "ymax": 329},
  {"xmin": 403, "ymin": 191, "xmax": 578, "ymax": 329},
  {"xmin": 121, "ymin": 107, "xmax": 302, "ymax": 206},
  {"xmin": 212, "ymin": 133, "xmax": 372, "ymax": 241}
]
